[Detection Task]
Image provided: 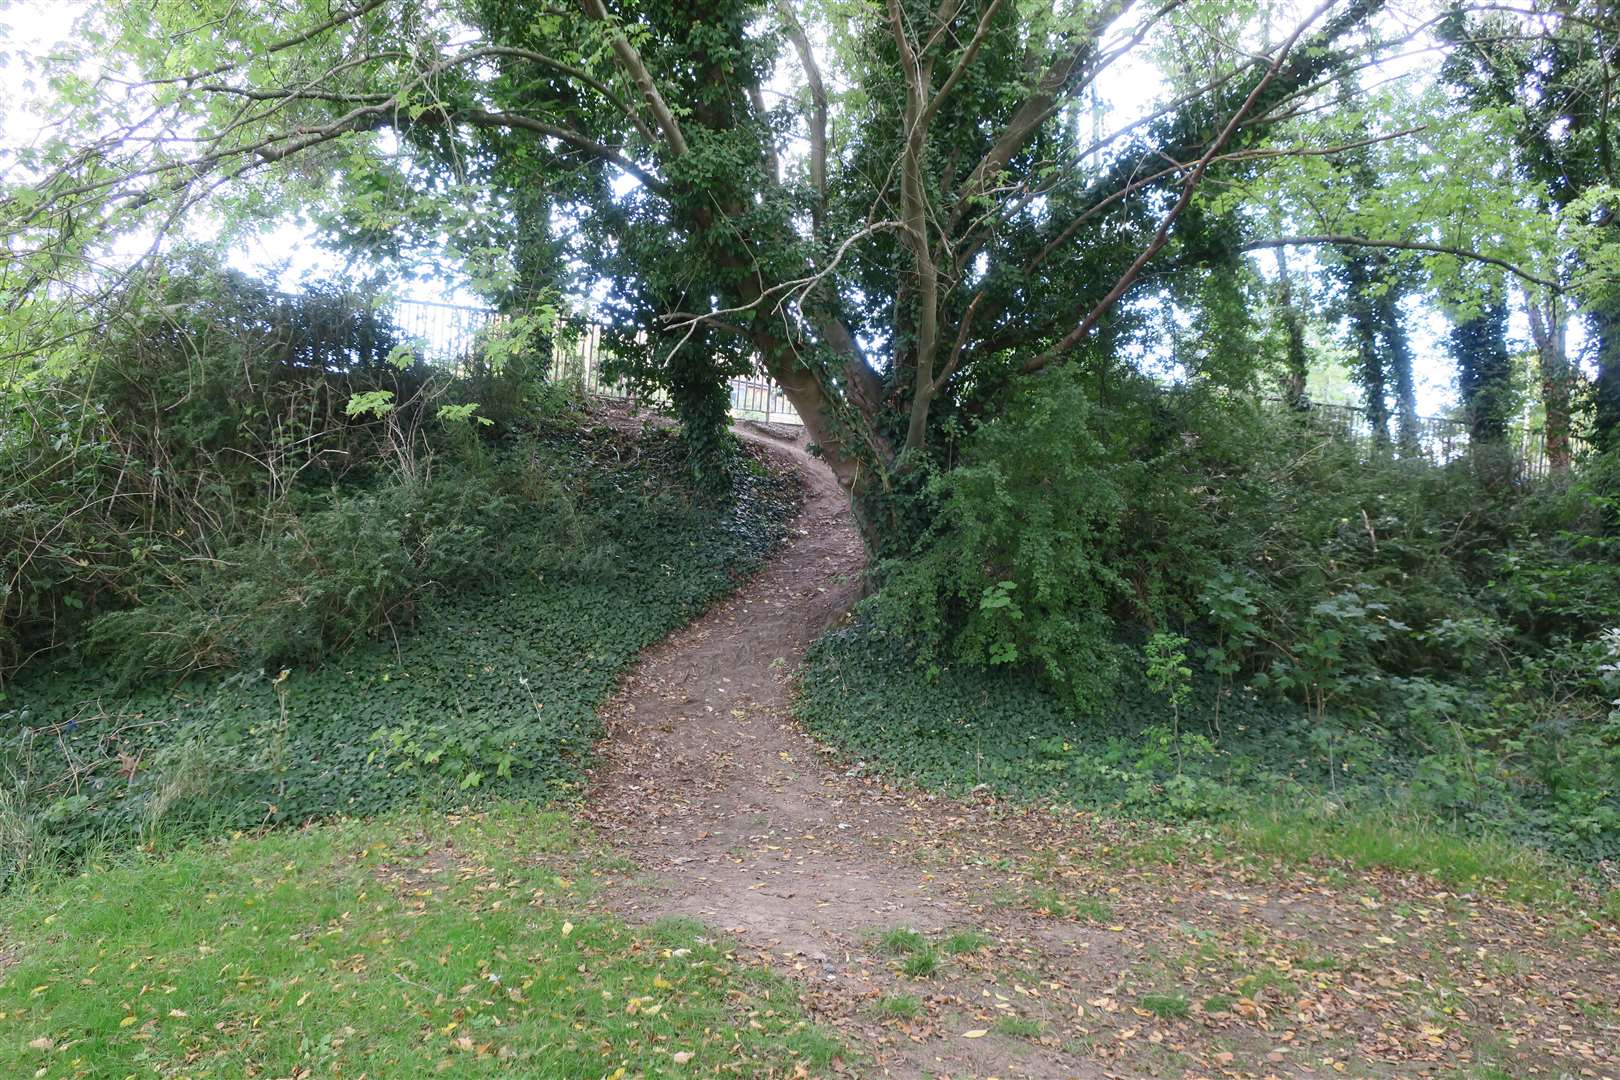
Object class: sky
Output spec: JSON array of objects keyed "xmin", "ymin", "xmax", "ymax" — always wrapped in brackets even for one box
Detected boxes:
[{"xmin": 0, "ymin": 0, "xmax": 1525, "ymax": 415}]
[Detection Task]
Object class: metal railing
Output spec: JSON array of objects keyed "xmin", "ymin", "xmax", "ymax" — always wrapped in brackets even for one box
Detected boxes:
[
  {"xmin": 1271, "ymin": 398, "xmax": 1588, "ymax": 481},
  {"xmin": 384, "ymin": 298, "xmax": 1591, "ymax": 472},
  {"xmin": 389, "ymin": 297, "xmax": 803, "ymax": 427}
]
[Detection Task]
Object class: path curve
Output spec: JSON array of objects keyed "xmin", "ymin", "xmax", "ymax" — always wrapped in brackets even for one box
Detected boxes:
[
  {"xmin": 586, "ymin": 426, "xmax": 1102, "ymax": 1079},
  {"xmin": 583, "ymin": 422, "xmax": 1620, "ymax": 1080}
]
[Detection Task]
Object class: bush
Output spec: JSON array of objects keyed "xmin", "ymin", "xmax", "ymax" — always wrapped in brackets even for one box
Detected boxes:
[
  {"xmin": 0, "ymin": 425, "xmax": 797, "ymax": 877},
  {"xmin": 865, "ymin": 368, "xmax": 1215, "ymax": 707},
  {"xmin": 0, "ymin": 258, "xmax": 431, "ymax": 681},
  {"xmin": 828, "ymin": 362, "xmax": 1620, "ymax": 861},
  {"xmin": 83, "ymin": 464, "xmax": 515, "ymax": 680}
]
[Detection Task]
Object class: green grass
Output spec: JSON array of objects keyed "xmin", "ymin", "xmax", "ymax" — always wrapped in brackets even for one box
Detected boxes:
[
  {"xmin": 872, "ymin": 994, "xmax": 924, "ymax": 1020},
  {"xmin": 1223, "ymin": 805, "xmax": 1618, "ymax": 914},
  {"xmin": 993, "ymin": 1015, "xmax": 1043, "ymax": 1037},
  {"xmin": 874, "ymin": 927, "xmax": 928, "ymax": 955},
  {"xmin": 901, "ymin": 950, "xmax": 940, "ymax": 978},
  {"xmin": 869, "ymin": 927, "xmax": 942, "ymax": 978},
  {"xmin": 0, "ymin": 803, "xmax": 840, "ymax": 1078},
  {"xmin": 1021, "ymin": 884, "xmax": 1112, "ymax": 922},
  {"xmin": 1138, "ymin": 992, "xmax": 1190, "ymax": 1020},
  {"xmin": 940, "ymin": 930, "xmax": 992, "ymax": 955}
]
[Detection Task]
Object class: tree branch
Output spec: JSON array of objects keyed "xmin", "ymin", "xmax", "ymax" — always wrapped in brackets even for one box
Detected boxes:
[
  {"xmin": 579, "ymin": 0, "xmax": 689, "ymax": 157},
  {"xmin": 1022, "ymin": 0, "xmax": 1336, "ymax": 375},
  {"xmin": 774, "ymin": 0, "xmax": 827, "ymax": 231},
  {"xmin": 1240, "ymin": 236, "xmax": 1562, "ymax": 291}
]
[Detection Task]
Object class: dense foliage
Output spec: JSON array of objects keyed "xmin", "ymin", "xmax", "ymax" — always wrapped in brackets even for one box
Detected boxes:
[
  {"xmin": 9, "ymin": 0, "xmax": 1614, "ymax": 544},
  {"xmin": 1, "ymin": 260, "xmax": 438, "ymax": 678},
  {"xmin": 0, "ymin": 263, "xmax": 797, "ymax": 885},
  {"xmin": 813, "ymin": 377, "xmax": 1620, "ymax": 861},
  {"xmin": 1, "ymin": 0, "xmax": 1618, "ymax": 886}
]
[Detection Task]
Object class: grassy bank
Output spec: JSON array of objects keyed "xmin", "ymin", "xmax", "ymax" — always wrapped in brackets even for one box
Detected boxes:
[
  {"xmin": 0, "ymin": 803, "xmax": 840, "ymax": 1078},
  {"xmin": 2, "ymin": 422, "xmax": 798, "ymax": 882},
  {"xmin": 797, "ymin": 626, "xmax": 1620, "ymax": 913}
]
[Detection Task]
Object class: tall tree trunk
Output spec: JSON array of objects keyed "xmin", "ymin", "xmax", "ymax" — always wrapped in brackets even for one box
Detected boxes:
[
  {"xmin": 1594, "ymin": 303, "xmax": 1620, "ymax": 456},
  {"xmin": 1338, "ymin": 249, "xmax": 1389, "ymax": 447},
  {"xmin": 1347, "ymin": 297, "xmax": 1389, "ymax": 446},
  {"xmin": 1453, "ymin": 297, "xmax": 1513, "ymax": 444},
  {"xmin": 1272, "ymin": 246, "xmax": 1311, "ymax": 409},
  {"xmin": 1524, "ymin": 288, "xmax": 1574, "ymax": 473},
  {"xmin": 1376, "ymin": 285, "xmax": 1420, "ymax": 453}
]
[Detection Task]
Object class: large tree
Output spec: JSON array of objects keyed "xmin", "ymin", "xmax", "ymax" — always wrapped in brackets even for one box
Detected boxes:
[
  {"xmin": 1, "ymin": 0, "xmax": 1593, "ymax": 547},
  {"xmin": 1440, "ymin": 1, "xmax": 1620, "ymax": 453}
]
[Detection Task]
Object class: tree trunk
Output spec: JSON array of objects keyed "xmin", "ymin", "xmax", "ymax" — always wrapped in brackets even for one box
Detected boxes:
[
  {"xmin": 1272, "ymin": 246, "xmax": 1311, "ymax": 409},
  {"xmin": 1377, "ymin": 286, "xmax": 1419, "ymax": 454},
  {"xmin": 1594, "ymin": 304, "xmax": 1620, "ymax": 457},
  {"xmin": 1524, "ymin": 289, "xmax": 1573, "ymax": 473}
]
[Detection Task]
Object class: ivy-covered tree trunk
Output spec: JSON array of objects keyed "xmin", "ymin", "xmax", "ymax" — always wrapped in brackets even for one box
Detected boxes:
[
  {"xmin": 1339, "ymin": 251, "xmax": 1390, "ymax": 445},
  {"xmin": 1452, "ymin": 294, "xmax": 1514, "ymax": 444},
  {"xmin": 1376, "ymin": 284, "xmax": 1420, "ymax": 453},
  {"xmin": 1272, "ymin": 247, "xmax": 1311, "ymax": 409},
  {"xmin": 1594, "ymin": 304, "xmax": 1620, "ymax": 456},
  {"xmin": 1524, "ymin": 289, "xmax": 1574, "ymax": 473}
]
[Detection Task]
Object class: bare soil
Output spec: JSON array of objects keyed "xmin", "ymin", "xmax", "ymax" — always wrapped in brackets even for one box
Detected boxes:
[{"xmin": 585, "ymin": 424, "xmax": 1620, "ymax": 1080}]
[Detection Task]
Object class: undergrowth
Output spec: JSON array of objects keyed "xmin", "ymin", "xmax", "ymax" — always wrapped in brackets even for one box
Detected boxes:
[
  {"xmin": 0, "ymin": 424, "xmax": 796, "ymax": 883},
  {"xmin": 797, "ymin": 626, "xmax": 1620, "ymax": 891}
]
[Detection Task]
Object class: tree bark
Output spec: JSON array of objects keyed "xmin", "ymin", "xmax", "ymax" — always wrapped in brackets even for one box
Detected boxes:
[
  {"xmin": 1524, "ymin": 289, "xmax": 1574, "ymax": 473},
  {"xmin": 1272, "ymin": 246, "xmax": 1311, "ymax": 409}
]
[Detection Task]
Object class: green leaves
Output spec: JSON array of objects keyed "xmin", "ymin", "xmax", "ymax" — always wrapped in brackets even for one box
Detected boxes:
[
  {"xmin": 1, "ymin": 415, "xmax": 797, "ymax": 875},
  {"xmin": 346, "ymin": 389, "xmax": 396, "ymax": 417}
]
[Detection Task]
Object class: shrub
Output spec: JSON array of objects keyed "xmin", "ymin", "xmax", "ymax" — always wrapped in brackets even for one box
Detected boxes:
[
  {"xmin": 0, "ymin": 258, "xmax": 428, "ymax": 681},
  {"xmin": 865, "ymin": 368, "xmax": 1199, "ymax": 707},
  {"xmin": 83, "ymin": 464, "xmax": 514, "ymax": 679},
  {"xmin": 810, "ymin": 365, "xmax": 1620, "ymax": 860},
  {"xmin": 0, "ymin": 426, "xmax": 798, "ymax": 872}
]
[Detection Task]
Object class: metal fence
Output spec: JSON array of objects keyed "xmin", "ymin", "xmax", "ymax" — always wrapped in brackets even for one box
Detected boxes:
[
  {"xmin": 389, "ymin": 297, "xmax": 803, "ymax": 427},
  {"xmin": 385, "ymin": 298, "xmax": 1591, "ymax": 473},
  {"xmin": 1273, "ymin": 399, "xmax": 1587, "ymax": 481}
]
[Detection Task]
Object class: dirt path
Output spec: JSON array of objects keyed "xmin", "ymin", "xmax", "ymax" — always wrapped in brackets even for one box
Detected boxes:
[{"xmin": 586, "ymin": 426, "xmax": 1620, "ymax": 1080}]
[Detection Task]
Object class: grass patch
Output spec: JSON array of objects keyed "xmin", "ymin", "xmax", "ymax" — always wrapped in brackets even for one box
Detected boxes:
[
  {"xmin": 901, "ymin": 950, "xmax": 940, "ymax": 978},
  {"xmin": 0, "ymin": 802, "xmax": 840, "ymax": 1077},
  {"xmin": 873, "ymin": 994, "xmax": 924, "ymax": 1021},
  {"xmin": 940, "ymin": 930, "xmax": 993, "ymax": 955},
  {"xmin": 1138, "ymin": 992, "xmax": 1191, "ymax": 1019},
  {"xmin": 1023, "ymin": 884, "xmax": 1112, "ymax": 922},
  {"xmin": 994, "ymin": 1015, "xmax": 1044, "ymax": 1037},
  {"xmin": 1222, "ymin": 806, "xmax": 1603, "ymax": 908},
  {"xmin": 874, "ymin": 927, "xmax": 929, "ymax": 955}
]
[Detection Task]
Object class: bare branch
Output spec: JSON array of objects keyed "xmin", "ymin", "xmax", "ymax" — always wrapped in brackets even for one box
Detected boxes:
[
  {"xmin": 1022, "ymin": 0, "xmax": 1337, "ymax": 375},
  {"xmin": 775, "ymin": 0, "xmax": 828, "ymax": 230},
  {"xmin": 1241, "ymin": 235, "xmax": 1563, "ymax": 291}
]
